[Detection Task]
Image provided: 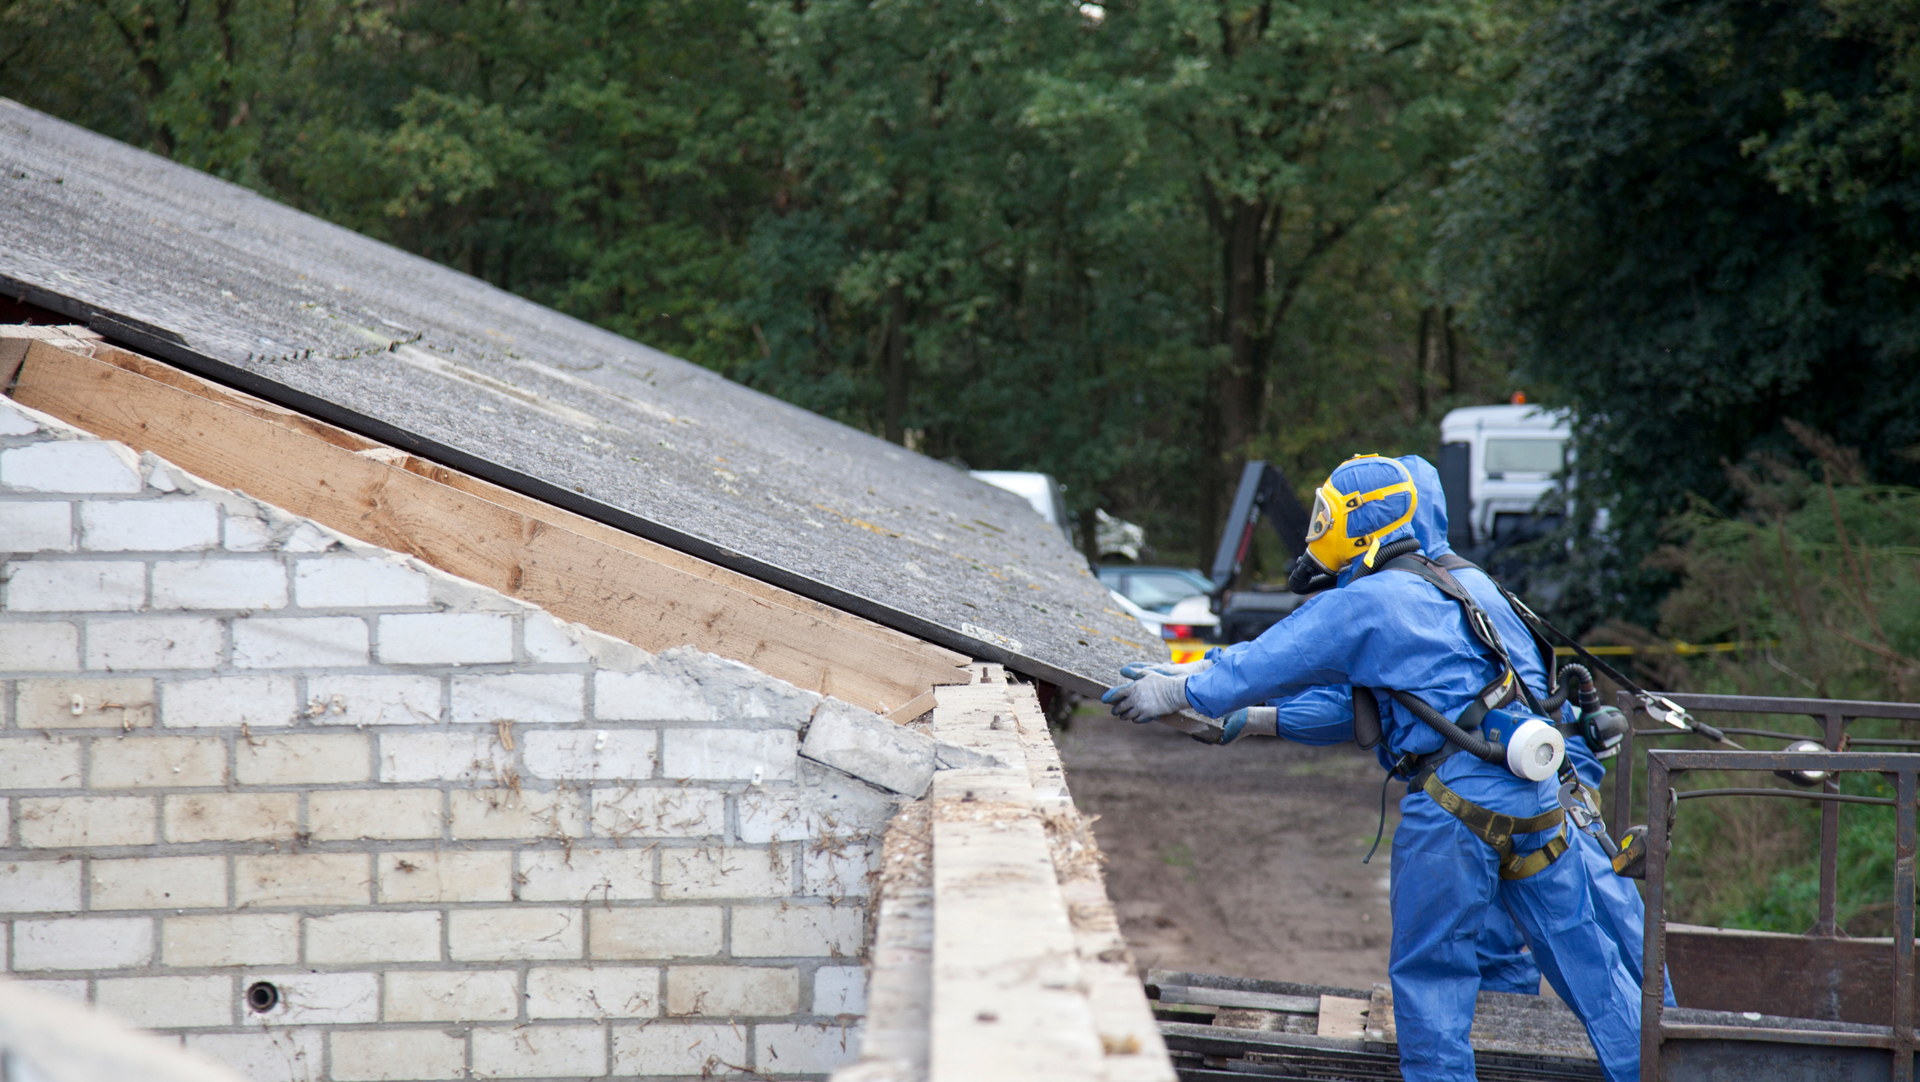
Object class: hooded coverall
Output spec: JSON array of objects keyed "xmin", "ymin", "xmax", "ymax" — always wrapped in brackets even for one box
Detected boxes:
[
  {"xmin": 1235, "ymin": 456, "xmax": 1670, "ymax": 1005},
  {"xmin": 1183, "ymin": 454, "xmax": 1642, "ymax": 1082}
]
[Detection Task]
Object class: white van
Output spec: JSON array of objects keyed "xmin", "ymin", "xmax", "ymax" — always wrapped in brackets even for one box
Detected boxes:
[{"xmin": 1437, "ymin": 404, "xmax": 1571, "ymax": 551}]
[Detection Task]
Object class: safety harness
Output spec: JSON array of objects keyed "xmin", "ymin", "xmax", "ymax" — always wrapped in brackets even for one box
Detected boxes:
[{"xmin": 1355, "ymin": 545, "xmax": 1572, "ymax": 880}]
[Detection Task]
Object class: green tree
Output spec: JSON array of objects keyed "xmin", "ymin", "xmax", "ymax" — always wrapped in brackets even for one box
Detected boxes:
[{"xmin": 1446, "ymin": 0, "xmax": 1920, "ymax": 624}]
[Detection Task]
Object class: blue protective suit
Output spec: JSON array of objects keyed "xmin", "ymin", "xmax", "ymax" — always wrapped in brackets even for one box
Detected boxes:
[
  {"xmin": 1253, "ymin": 462, "xmax": 1674, "ymax": 1008},
  {"xmin": 1186, "ymin": 455, "xmax": 1642, "ymax": 1082}
]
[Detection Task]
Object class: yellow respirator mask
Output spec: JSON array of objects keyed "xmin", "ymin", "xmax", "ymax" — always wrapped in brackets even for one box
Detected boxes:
[{"xmin": 1304, "ymin": 455, "xmax": 1419, "ymax": 577}]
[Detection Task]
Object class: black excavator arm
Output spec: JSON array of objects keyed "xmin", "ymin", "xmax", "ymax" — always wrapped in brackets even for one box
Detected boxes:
[{"xmin": 1205, "ymin": 461, "xmax": 1312, "ymax": 642}]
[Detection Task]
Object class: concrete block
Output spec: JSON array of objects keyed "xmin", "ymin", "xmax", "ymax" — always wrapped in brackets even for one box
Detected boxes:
[
  {"xmin": 471, "ymin": 1024, "xmax": 606, "ymax": 1079},
  {"xmin": 3, "ymin": 559, "xmax": 144, "ymax": 611},
  {"xmin": 161, "ymin": 674, "xmax": 298, "ymax": 728},
  {"xmin": 186, "ymin": 1030, "xmax": 323, "ymax": 1082},
  {"xmin": 523, "ymin": 729, "xmax": 656, "ymax": 781},
  {"xmin": 13, "ymin": 916, "xmax": 151, "ymax": 970},
  {"xmin": 222, "ymin": 513, "xmax": 276, "ymax": 552},
  {"xmin": 669, "ymin": 649, "xmax": 822, "ymax": 730},
  {"xmin": 309, "ymin": 788, "xmax": 443, "ymax": 841},
  {"xmin": 247, "ymin": 971, "xmax": 379, "ymax": 1025},
  {"xmin": 95, "ymin": 975, "xmax": 231, "ymax": 1028},
  {"xmin": 732, "ymin": 904, "xmax": 864, "ymax": 959},
  {"xmin": 1, "ymin": 441, "xmax": 141, "ymax": 494},
  {"xmin": 231, "ymin": 615, "xmax": 368, "ymax": 668},
  {"xmin": 0, "ymin": 397, "xmax": 35, "ymax": 436},
  {"xmin": 523, "ymin": 612, "xmax": 591, "ymax": 662},
  {"xmin": 448, "ymin": 906, "xmax": 582, "ymax": 961},
  {"xmin": 384, "ymin": 969, "xmax": 518, "ymax": 1022},
  {"xmin": 804, "ymin": 840, "xmax": 879, "ymax": 899},
  {"xmin": 235, "ymin": 853, "xmax": 369, "ymax": 907},
  {"xmin": 0, "ymin": 736, "xmax": 81, "ymax": 789},
  {"xmin": 18, "ymin": 795, "xmax": 155, "ymax": 847},
  {"xmin": 330, "ymin": 1029, "xmax": 466, "ymax": 1081},
  {"xmin": 292, "ymin": 557, "xmax": 430, "ymax": 607},
  {"xmin": 736, "ymin": 762, "xmax": 898, "ymax": 844},
  {"xmin": 152, "ymin": 558, "xmax": 288, "ymax": 610},
  {"xmin": 234, "ymin": 732, "xmax": 369, "ymax": 785},
  {"xmin": 813, "ymin": 966, "xmax": 867, "ymax": 1015},
  {"xmin": 527, "ymin": 966, "xmax": 660, "ymax": 1019},
  {"xmin": 279, "ymin": 522, "xmax": 338, "ymax": 554},
  {"xmin": 89, "ymin": 734, "xmax": 226, "ymax": 788},
  {"xmin": 85, "ymin": 616, "xmax": 223, "ymax": 670},
  {"xmin": 0, "ymin": 621, "xmax": 78, "ymax": 670},
  {"xmin": 594, "ymin": 670, "xmax": 713, "ymax": 721},
  {"xmin": 304, "ymin": 673, "xmax": 441, "ymax": 725},
  {"xmin": 612, "ymin": 1023, "xmax": 746, "ymax": 1077},
  {"xmin": 0, "ymin": 859, "xmax": 81, "ymax": 912},
  {"xmin": 378, "ymin": 850, "xmax": 511, "ymax": 903},
  {"xmin": 0, "ymin": 502, "xmax": 73, "ymax": 552},
  {"xmin": 376, "ymin": 612, "xmax": 512, "ymax": 665},
  {"xmin": 79, "ymin": 499, "xmax": 219, "ymax": 551},
  {"xmin": 164, "ymin": 792, "xmax": 298, "ymax": 843},
  {"xmin": 89, "ymin": 855, "xmax": 227, "ymax": 909},
  {"xmin": 756, "ymin": 1023, "xmax": 863, "ymax": 1074},
  {"xmin": 662, "ymin": 728, "xmax": 796, "ymax": 782},
  {"xmin": 660, "ymin": 846, "xmax": 787, "ymax": 900},
  {"xmin": 162, "ymin": 913, "xmax": 300, "ymax": 967},
  {"xmin": 800, "ymin": 699, "xmax": 937, "ymax": 797},
  {"xmin": 379, "ymin": 731, "xmax": 508, "ymax": 784},
  {"xmin": 305, "ymin": 910, "xmax": 442, "ymax": 964},
  {"xmin": 448, "ymin": 788, "xmax": 586, "ymax": 840},
  {"xmin": 666, "ymin": 966, "xmax": 798, "ymax": 1017},
  {"xmin": 13, "ymin": 981, "xmax": 86, "ymax": 1005},
  {"xmin": 590, "ymin": 786, "xmax": 726, "ymax": 841},
  {"xmin": 16, "ymin": 676, "xmax": 152, "ymax": 728},
  {"xmin": 519, "ymin": 846, "xmax": 654, "ymax": 903},
  {"xmin": 589, "ymin": 907, "xmax": 724, "ymax": 960},
  {"xmin": 450, "ymin": 673, "xmax": 584, "ymax": 724}
]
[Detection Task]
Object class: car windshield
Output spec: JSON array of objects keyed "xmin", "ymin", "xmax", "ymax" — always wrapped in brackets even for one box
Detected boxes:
[
  {"xmin": 1121, "ymin": 572, "xmax": 1207, "ymax": 612},
  {"xmin": 1484, "ymin": 438, "xmax": 1565, "ymax": 476}
]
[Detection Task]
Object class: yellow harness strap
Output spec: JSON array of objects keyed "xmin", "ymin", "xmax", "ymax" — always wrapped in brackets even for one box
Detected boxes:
[{"xmin": 1421, "ymin": 772, "xmax": 1570, "ymax": 881}]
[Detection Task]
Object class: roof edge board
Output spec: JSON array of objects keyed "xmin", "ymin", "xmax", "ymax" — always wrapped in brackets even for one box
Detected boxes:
[{"xmin": 0, "ymin": 273, "xmax": 1107, "ymax": 699}]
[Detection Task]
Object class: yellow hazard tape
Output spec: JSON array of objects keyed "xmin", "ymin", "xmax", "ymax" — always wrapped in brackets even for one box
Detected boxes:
[{"xmin": 1553, "ymin": 640, "xmax": 1775, "ymax": 657}]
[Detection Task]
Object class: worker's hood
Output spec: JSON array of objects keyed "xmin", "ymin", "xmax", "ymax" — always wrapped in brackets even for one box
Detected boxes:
[{"xmin": 1401, "ymin": 453, "xmax": 1452, "ymax": 560}]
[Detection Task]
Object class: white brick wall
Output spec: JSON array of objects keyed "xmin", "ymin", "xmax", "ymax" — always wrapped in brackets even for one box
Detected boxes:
[{"xmin": 0, "ymin": 402, "xmax": 888, "ymax": 1079}]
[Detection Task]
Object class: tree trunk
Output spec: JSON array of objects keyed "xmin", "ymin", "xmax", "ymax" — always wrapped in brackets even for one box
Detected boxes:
[
  {"xmin": 882, "ymin": 284, "xmax": 911, "ymax": 445},
  {"xmin": 1416, "ymin": 307, "xmax": 1433, "ymax": 419},
  {"xmin": 1444, "ymin": 304, "xmax": 1459, "ymax": 394},
  {"xmin": 1213, "ymin": 196, "xmax": 1272, "ymax": 554}
]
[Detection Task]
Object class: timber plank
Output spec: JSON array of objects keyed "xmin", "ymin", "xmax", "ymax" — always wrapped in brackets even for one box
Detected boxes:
[
  {"xmin": 11, "ymin": 342, "xmax": 965, "ymax": 713},
  {"xmin": 37, "ymin": 335, "xmax": 969, "ymax": 676}
]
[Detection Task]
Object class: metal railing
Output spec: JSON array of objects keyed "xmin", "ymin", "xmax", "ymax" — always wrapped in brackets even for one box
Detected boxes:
[
  {"xmin": 1609, "ymin": 693, "xmax": 1920, "ymax": 1081},
  {"xmin": 1610, "ymin": 693, "xmax": 1920, "ymax": 937}
]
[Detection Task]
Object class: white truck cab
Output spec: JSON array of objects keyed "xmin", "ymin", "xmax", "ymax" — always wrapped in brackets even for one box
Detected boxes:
[{"xmin": 1437, "ymin": 404, "xmax": 1571, "ymax": 551}]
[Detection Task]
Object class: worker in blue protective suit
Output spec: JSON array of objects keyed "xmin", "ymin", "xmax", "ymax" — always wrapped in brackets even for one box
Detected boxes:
[
  {"xmin": 1103, "ymin": 453, "xmax": 1642, "ymax": 1082},
  {"xmin": 1131, "ymin": 454, "xmax": 1672, "ymax": 1008}
]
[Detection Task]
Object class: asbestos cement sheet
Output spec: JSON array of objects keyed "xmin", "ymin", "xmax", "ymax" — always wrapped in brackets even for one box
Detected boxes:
[{"xmin": 0, "ymin": 98, "xmax": 1159, "ymax": 693}]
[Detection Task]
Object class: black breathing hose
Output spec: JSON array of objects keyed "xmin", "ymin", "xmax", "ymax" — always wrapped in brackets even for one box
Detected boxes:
[{"xmin": 1386, "ymin": 690, "xmax": 1504, "ymax": 765}]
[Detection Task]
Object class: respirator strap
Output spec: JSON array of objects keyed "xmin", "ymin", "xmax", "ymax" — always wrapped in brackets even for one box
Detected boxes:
[{"xmin": 1422, "ymin": 773, "xmax": 1569, "ymax": 881}]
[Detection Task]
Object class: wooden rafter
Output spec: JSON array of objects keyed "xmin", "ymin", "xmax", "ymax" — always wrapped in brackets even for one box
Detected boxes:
[{"xmin": 6, "ymin": 334, "xmax": 971, "ymax": 714}]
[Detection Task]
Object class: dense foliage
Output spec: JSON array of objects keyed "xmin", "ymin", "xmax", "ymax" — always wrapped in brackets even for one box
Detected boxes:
[
  {"xmin": 1650, "ymin": 427, "xmax": 1920, "ymax": 931},
  {"xmin": 1446, "ymin": 0, "xmax": 1920, "ymax": 623}
]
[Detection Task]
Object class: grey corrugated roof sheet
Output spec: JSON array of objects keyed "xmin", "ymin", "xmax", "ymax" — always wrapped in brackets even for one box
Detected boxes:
[{"xmin": 0, "ymin": 98, "xmax": 1156, "ymax": 694}]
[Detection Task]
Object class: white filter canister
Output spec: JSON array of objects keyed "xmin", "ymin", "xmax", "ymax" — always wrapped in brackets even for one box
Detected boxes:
[{"xmin": 1505, "ymin": 718, "xmax": 1566, "ymax": 781}]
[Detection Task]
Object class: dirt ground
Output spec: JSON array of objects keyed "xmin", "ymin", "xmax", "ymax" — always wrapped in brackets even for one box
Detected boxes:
[{"xmin": 1055, "ymin": 707, "xmax": 1400, "ymax": 991}]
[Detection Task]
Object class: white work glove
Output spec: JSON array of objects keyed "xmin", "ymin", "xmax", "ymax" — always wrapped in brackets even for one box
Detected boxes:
[
  {"xmin": 1100, "ymin": 671, "xmax": 1193, "ymax": 724},
  {"xmin": 1119, "ymin": 656, "xmax": 1214, "ymax": 679},
  {"xmin": 1218, "ymin": 706, "xmax": 1279, "ymax": 745}
]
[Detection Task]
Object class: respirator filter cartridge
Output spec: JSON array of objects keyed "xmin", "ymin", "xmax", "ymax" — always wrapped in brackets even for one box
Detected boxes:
[{"xmin": 1505, "ymin": 718, "xmax": 1566, "ymax": 782}]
